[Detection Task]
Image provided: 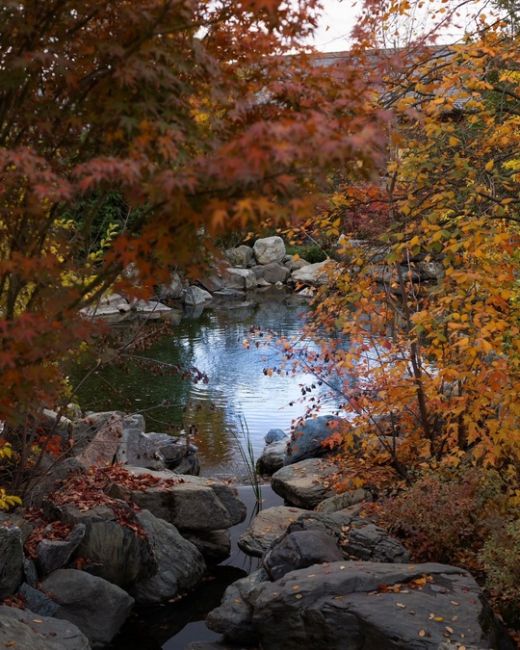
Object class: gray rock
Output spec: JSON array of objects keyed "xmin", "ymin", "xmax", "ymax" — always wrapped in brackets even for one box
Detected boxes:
[
  {"xmin": 117, "ymin": 428, "xmax": 199, "ymax": 473},
  {"xmin": 285, "ymin": 415, "xmax": 344, "ymax": 465},
  {"xmin": 80, "ymin": 293, "xmax": 130, "ymax": 318},
  {"xmin": 36, "ymin": 524, "xmax": 86, "ymax": 576},
  {"xmin": 207, "ymin": 569, "xmax": 268, "ymax": 644},
  {"xmin": 25, "ymin": 458, "xmax": 85, "ymax": 508},
  {"xmin": 238, "ymin": 506, "xmax": 307, "ymax": 557},
  {"xmin": 0, "ymin": 513, "xmax": 33, "ymax": 544},
  {"xmin": 284, "ymin": 257, "xmax": 311, "ymax": 272},
  {"xmin": 46, "ymin": 502, "xmax": 156, "ymax": 588},
  {"xmin": 222, "ymin": 268, "xmax": 256, "ymax": 290},
  {"xmin": 185, "ymin": 286, "xmax": 212, "ymax": 305},
  {"xmin": 291, "ymin": 260, "xmax": 335, "ymax": 287},
  {"xmin": 71, "ymin": 411, "xmax": 123, "ymax": 453},
  {"xmin": 131, "ymin": 299, "xmax": 172, "ymax": 315},
  {"xmin": 184, "ymin": 529, "xmax": 231, "ymax": 564},
  {"xmin": 253, "ymin": 236, "xmax": 286, "ymax": 265},
  {"xmin": 263, "ymin": 529, "xmax": 343, "ymax": 580},
  {"xmin": 0, "ymin": 605, "xmax": 90, "ymax": 650},
  {"xmin": 23, "ymin": 558, "xmax": 38, "ymax": 587},
  {"xmin": 342, "ymin": 522, "xmax": 410, "ymax": 563},
  {"xmin": 157, "ymin": 271, "xmax": 183, "ymax": 300},
  {"xmin": 0, "ymin": 526, "xmax": 23, "ymax": 598},
  {"xmin": 252, "ymin": 263, "xmax": 289, "ymax": 284},
  {"xmin": 41, "ymin": 569, "xmax": 134, "ymax": 647},
  {"xmin": 111, "ymin": 467, "xmax": 246, "ymax": 532},
  {"xmin": 17, "ymin": 583, "xmax": 59, "ymax": 617},
  {"xmin": 225, "ymin": 246, "xmax": 255, "ymax": 268},
  {"xmin": 271, "ymin": 458, "xmax": 337, "ymax": 509},
  {"xmin": 264, "ymin": 429, "xmax": 287, "ymax": 444},
  {"xmin": 315, "ymin": 488, "xmax": 371, "ymax": 513},
  {"xmin": 130, "ymin": 510, "xmax": 205, "ymax": 604},
  {"xmin": 239, "ymin": 562, "xmax": 499, "ymax": 649},
  {"xmin": 256, "ymin": 440, "xmax": 286, "ymax": 475},
  {"xmin": 418, "ymin": 260, "xmax": 444, "ymax": 282}
]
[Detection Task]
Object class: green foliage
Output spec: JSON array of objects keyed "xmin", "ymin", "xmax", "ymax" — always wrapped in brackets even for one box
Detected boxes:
[{"xmin": 286, "ymin": 244, "xmax": 328, "ymax": 264}]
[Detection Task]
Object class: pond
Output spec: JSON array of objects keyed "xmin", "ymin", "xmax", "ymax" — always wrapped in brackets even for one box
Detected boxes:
[{"xmin": 72, "ymin": 288, "xmax": 339, "ymax": 480}]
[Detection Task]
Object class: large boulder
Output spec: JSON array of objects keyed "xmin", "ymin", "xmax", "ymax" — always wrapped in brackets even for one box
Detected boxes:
[
  {"xmin": 109, "ymin": 467, "xmax": 246, "ymax": 533},
  {"xmin": 17, "ymin": 583, "xmax": 59, "ymax": 617},
  {"xmin": 41, "ymin": 569, "xmax": 133, "ymax": 647},
  {"xmin": 184, "ymin": 286, "xmax": 212, "ymax": 306},
  {"xmin": 252, "ymin": 263, "xmax": 289, "ymax": 284},
  {"xmin": 291, "ymin": 260, "xmax": 334, "ymax": 287},
  {"xmin": 0, "ymin": 526, "xmax": 24, "ymax": 598},
  {"xmin": 271, "ymin": 458, "xmax": 337, "ymax": 509},
  {"xmin": 130, "ymin": 510, "xmax": 205, "ymax": 604},
  {"xmin": 45, "ymin": 502, "xmax": 156, "ymax": 588},
  {"xmin": 238, "ymin": 506, "xmax": 307, "ymax": 557},
  {"xmin": 253, "ymin": 237, "xmax": 286, "ymax": 265},
  {"xmin": 0, "ymin": 605, "xmax": 90, "ymax": 650},
  {"xmin": 225, "ymin": 246, "xmax": 255, "ymax": 268},
  {"xmin": 206, "ymin": 569, "xmax": 268, "ymax": 644},
  {"xmin": 217, "ymin": 561, "xmax": 505, "ymax": 649},
  {"xmin": 285, "ymin": 415, "xmax": 343, "ymax": 465},
  {"xmin": 263, "ymin": 529, "xmax": 343, "ymax": 581},
  {"xmin": 222, "ymin": 268, "xmax": 256, "ymax": 290}
]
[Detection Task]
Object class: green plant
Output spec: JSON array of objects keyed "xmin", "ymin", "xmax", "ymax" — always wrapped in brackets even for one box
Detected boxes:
[{"xmin": 286, "ymin": 244, "xmax": 328, "ymax": 264}]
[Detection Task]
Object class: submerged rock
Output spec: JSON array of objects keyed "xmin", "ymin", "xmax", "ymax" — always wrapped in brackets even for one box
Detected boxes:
[
  {"xmin": 271, "ymin": 458, "xmax": 337, "ymax": 509},
  {"xmin": 41, "ymin": 569, "xmax": 133, "ymax": 647}
]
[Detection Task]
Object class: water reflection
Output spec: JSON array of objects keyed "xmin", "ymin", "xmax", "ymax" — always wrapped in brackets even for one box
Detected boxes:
[{"xmin": 73, "ymin": 290, "xmax": 338, "ymax": 478}]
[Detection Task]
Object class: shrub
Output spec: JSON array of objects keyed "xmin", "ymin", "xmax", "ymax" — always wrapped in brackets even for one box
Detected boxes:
[
  {"xmin": 286, "ymin": 243, "xmax": 328, "ymax": 264},
  {"xmin": 379, "ymin": 469, "xmax": 507, "ymax": 563},
  {"xmin": 480, "ymin": 519, "xmax": 520, "ymax": 627}
]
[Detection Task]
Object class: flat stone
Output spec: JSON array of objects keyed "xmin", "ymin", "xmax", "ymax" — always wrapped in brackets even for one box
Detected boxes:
[
  {"xmin": 271, "ymin": 458, "xmax": 337, "ymax": 509},
  {"xmin": 291, "ymin": 260, "xmax": 336, "ymax": 287},
  {"xmin": 238, "ymin": 506, "xmax": 307, "ymax": 557},
  {"xmin": 111, "ymin": 466, "xmax": 246, "ymax": 532}
]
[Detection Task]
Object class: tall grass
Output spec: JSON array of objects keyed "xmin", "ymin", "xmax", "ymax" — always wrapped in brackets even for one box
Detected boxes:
[{"xmin": 232, "ymin": 415, "xmax": 262, "ymax": 506}]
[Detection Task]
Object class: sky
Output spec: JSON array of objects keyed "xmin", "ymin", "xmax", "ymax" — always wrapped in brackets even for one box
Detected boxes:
[{"xmin": 310, "ymin": 0, "xmax": 489, "ymax": 52}]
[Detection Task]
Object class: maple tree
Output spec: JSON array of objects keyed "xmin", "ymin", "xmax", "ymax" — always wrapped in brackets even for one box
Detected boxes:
[
  {"xmin": 0, "ymin": 0, "xmax": 389, "ymax": 497},
  {"xmin": 277, "ymin": 4, "xmax": 520, "ymax": 496}
]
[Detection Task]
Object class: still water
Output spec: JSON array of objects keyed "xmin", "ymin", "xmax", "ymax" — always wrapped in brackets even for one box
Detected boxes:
[{"xmin": 73, "ymin": 289, "xmax": 338, "ymax": 479}]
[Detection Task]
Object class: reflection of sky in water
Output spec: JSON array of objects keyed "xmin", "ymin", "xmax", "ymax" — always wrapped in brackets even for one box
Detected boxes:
[{"xmin": 73, "ymin": 292, "xmax": 339, "ymax": 479}]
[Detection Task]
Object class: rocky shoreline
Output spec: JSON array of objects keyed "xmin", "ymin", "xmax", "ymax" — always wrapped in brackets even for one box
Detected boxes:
[{"xmin": 0, "ymin": 409, "xmax": 514, "ymax": 649}]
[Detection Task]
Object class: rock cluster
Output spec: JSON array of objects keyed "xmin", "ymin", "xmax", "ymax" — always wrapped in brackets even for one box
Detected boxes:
[{"xmin": 0, "ymin": 410, "xmax": 247, "ymax": 648}]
